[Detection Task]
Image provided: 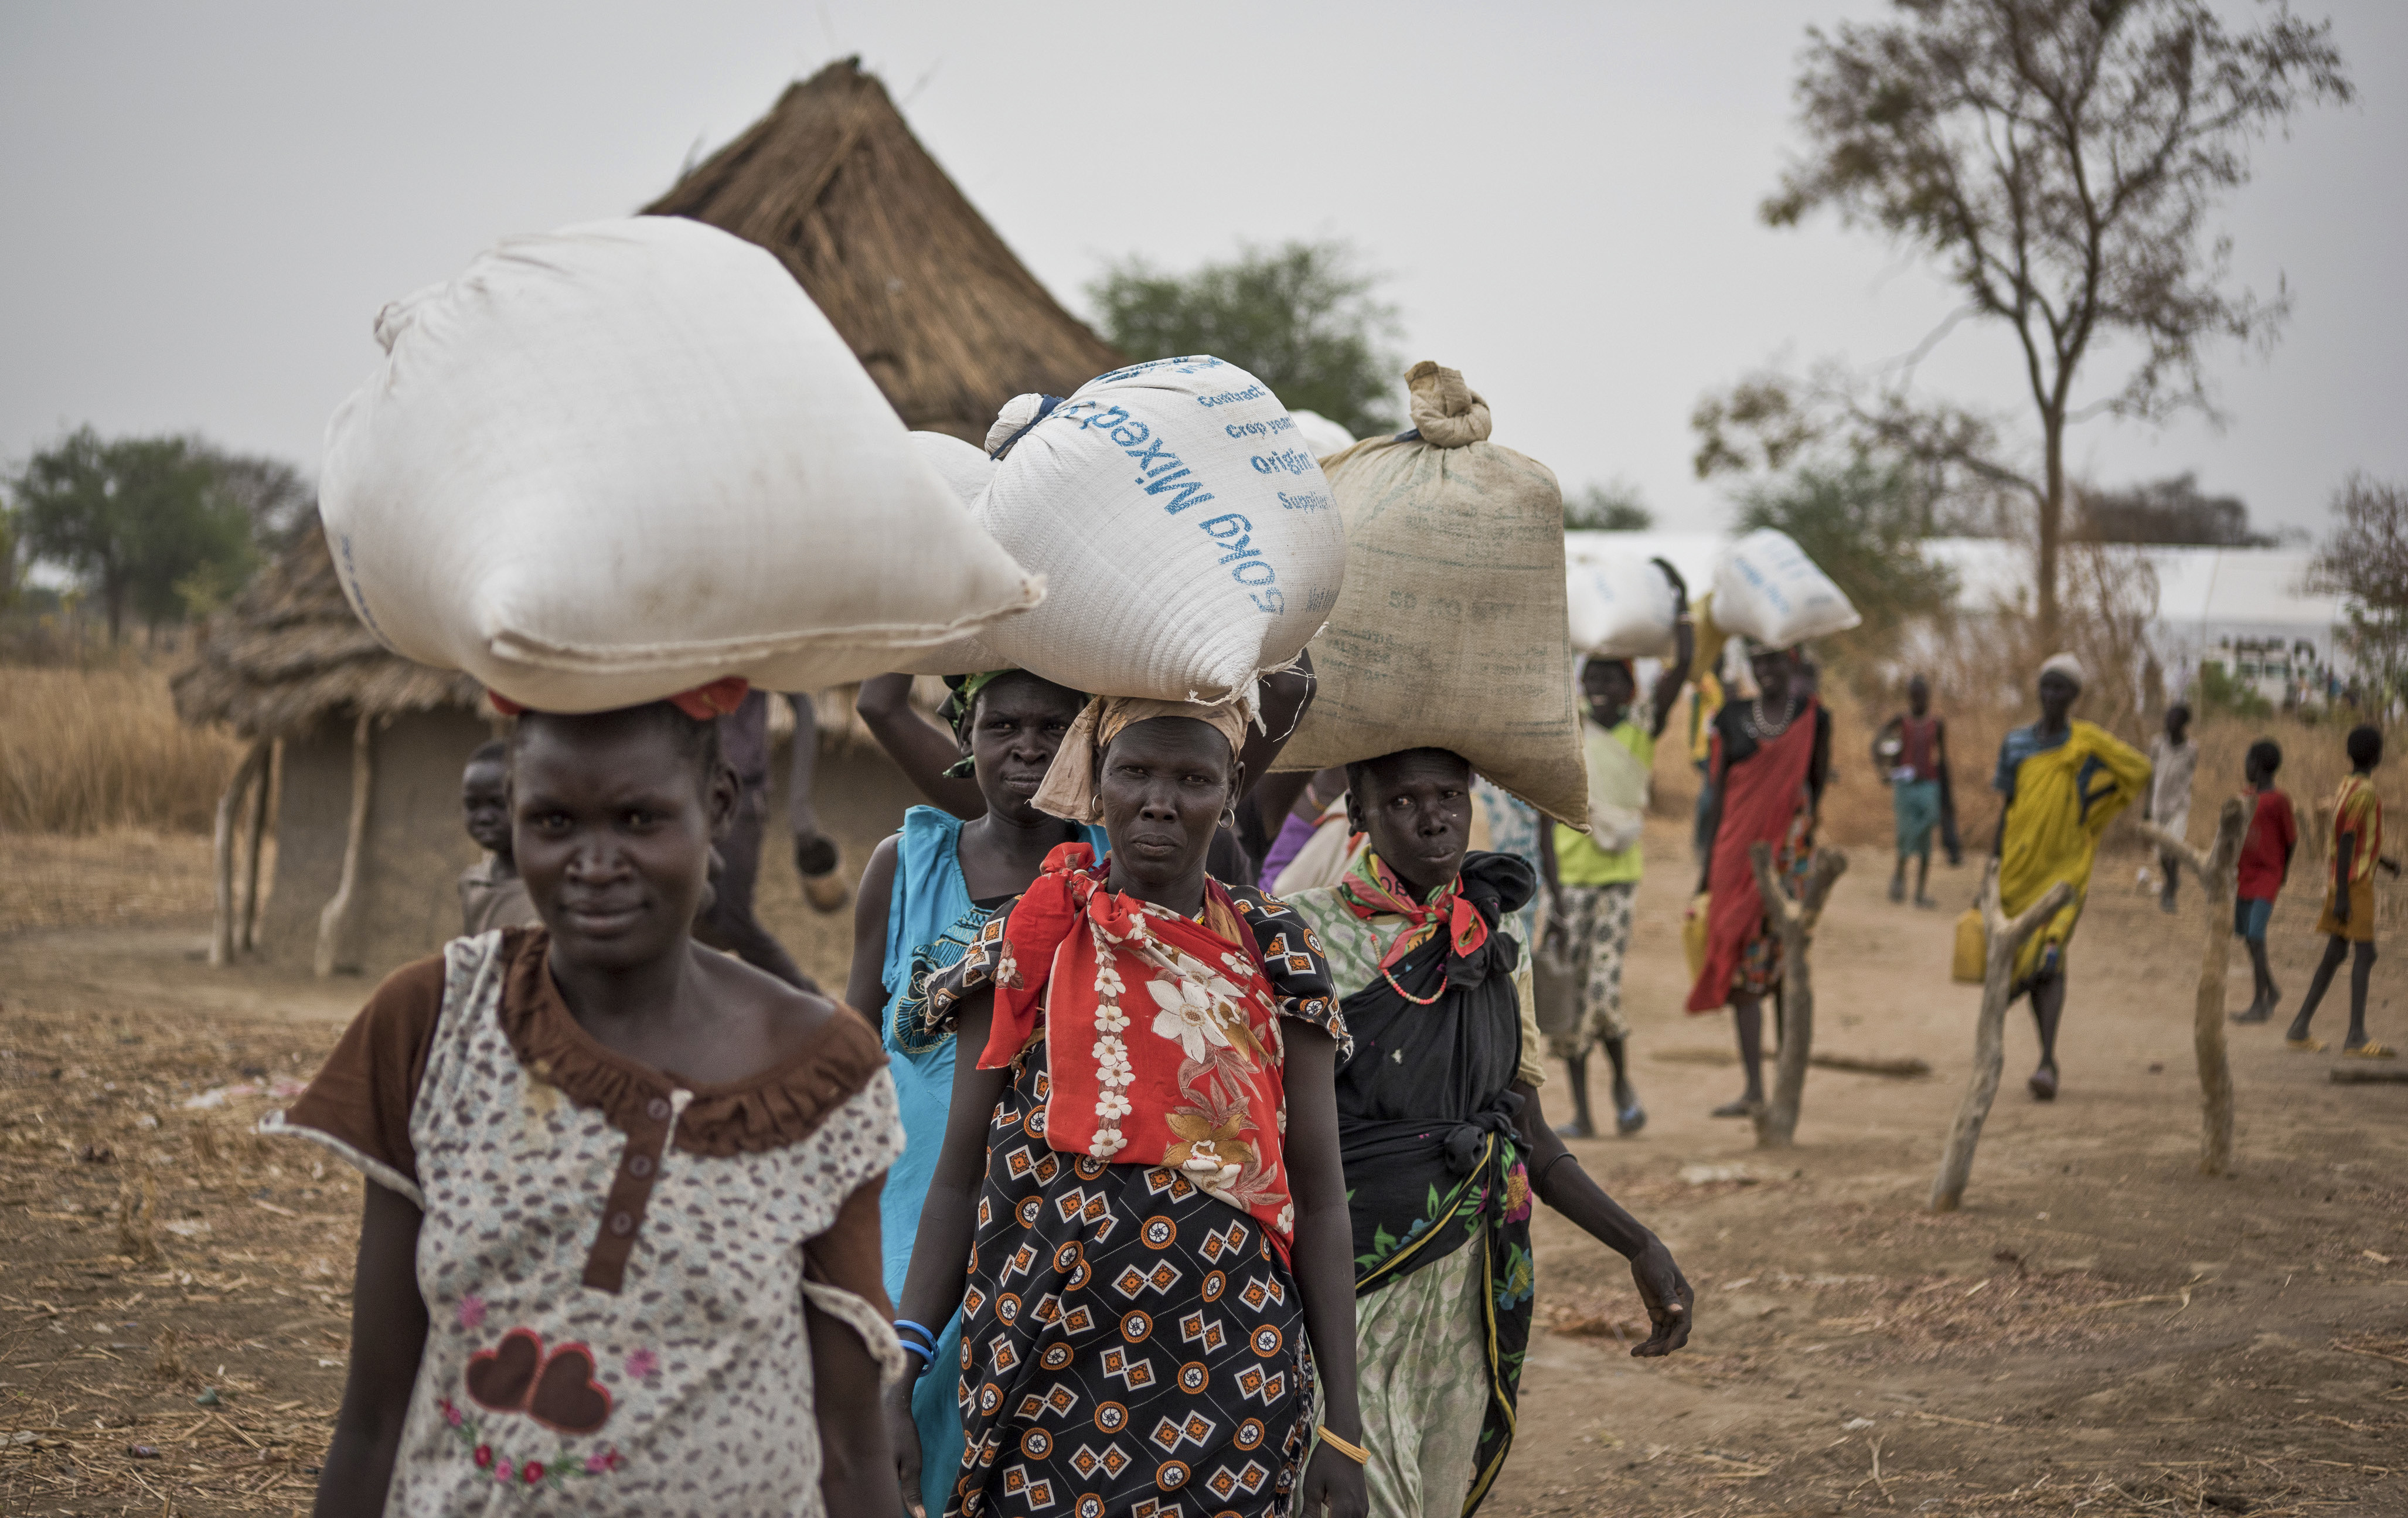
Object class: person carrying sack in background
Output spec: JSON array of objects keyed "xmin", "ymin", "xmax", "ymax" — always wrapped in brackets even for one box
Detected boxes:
[
  {"xmin": 1989, "ymin": 654, "xmax": 2152, "ymax": 1101},
  {"xmin": 1283, "ymin": 747, "xmax": 1692, "ymax": 1517},
  {"xmin": 1685, "ymin": 640, "xmax": 1832, "ymax": 1118},
  {"xmin": 1538, "ymin": 577, "xmax": 1694, "ymax": 1139}
]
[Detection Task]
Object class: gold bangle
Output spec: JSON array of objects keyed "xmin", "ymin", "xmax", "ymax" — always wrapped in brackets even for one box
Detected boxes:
[{"xmin": 1316, "ymin": 1425, "xmax": 1370, "ymax": 1466}]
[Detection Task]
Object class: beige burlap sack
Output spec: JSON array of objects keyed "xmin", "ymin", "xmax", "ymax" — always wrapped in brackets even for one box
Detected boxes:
[{"xmin": 1273, "ymin": 362, "xmax": 1588, "ymax": 825}]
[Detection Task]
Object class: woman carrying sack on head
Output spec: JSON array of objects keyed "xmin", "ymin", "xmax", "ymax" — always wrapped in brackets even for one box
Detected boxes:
[
  {"xmin": 1685, "ymin": 641, "xmax": 1833, "ymax": 1118},
  {"xmin": 274, "ymin": 684, "xmax": 908, "ymax": 1516},
  {"xmin": 846, "ymin": 668, "xmax": 1105, "ymax": 1517},
  {"xmin": 885, "ymin": 696, "xmax": 1368, "ymax": 1518}
]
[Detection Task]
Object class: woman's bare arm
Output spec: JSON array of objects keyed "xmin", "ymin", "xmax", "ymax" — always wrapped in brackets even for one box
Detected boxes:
[
  {"xmin": 805, "ymin": 1178, "xmax": 903, "ymax": 1514},
  {"xmin": 1511, "ymin": 1081, "xmax": 1692, "ymax": 1355},
  {"xmin": 1280, "ymin": 1022, "xmax": 1368, "ymax": 1518},
  {"xmin": 313, "ymin": 1182, "xmax": 428, "ymax": 1517},
  {"xmin": 859, "ymin": 674, "xmax": 985, "ymax": 820},
  {"xmin": 884, "ymin": 993, "xmax": 1011, "ymax": 1503},
  {"xmin": 846, "ymin": 836, "xmax": 900, "ymax": 1024}
]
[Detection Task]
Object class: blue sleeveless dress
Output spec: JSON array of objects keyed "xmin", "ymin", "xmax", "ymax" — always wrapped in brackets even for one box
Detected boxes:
[{"xmin": 878, "ymin": 806, "xmax": 1107, "ymax": 1516}]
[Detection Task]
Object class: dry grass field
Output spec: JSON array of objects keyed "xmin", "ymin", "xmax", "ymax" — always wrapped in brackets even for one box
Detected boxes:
[
  {"xmin": 4, "ymin": 662, "xmax": 2405, "ymax": 1515},
  {"xmin": 1, "ymin": 665, "xmax": 242, "ymax": 835}
]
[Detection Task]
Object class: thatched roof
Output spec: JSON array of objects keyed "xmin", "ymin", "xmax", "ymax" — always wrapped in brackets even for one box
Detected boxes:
[
  {"xmin": 172, "ymin": 526, "xmax": 483, "ymax": 739},
  {"xmin": 645, "ymin": 58, "xmax": 1125, "ymax": 442}
]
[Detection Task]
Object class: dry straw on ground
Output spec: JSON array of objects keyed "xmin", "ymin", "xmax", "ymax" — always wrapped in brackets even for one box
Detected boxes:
[{"xmin": 1, "ymin": 663, "xmax": 240, "ymax": 833}]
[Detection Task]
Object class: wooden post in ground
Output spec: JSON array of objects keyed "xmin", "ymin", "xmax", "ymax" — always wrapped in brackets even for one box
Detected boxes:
[
  {"xmin": 1750, "ymin": 842, "xmax": 1850, "ymax": 1149},
  {"xmin": 237, "ymin": 740, "xmax": 275, "ymax": 952},
  {"xmin": 2141, "ymin": 796, "xmax": 2253, "ymax": 1179},
  {"xmin": 1928, "ymin": 861, "xmax": 2075, "ymax": 1212},
  {"xmin": 315, "ymin": 715, "xmax": 374, "ymax": 978},
  {"xmin": 207, "ymin": 741, "xmax": 270, "ymax": 967}
]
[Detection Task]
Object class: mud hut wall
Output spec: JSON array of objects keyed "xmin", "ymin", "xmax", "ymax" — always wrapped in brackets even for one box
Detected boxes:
[{"xmin": 257, "ymin": 709, "xmax": 489, "ymax": 977}]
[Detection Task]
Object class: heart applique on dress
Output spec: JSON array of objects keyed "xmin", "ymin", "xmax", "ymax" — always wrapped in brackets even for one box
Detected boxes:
[{"xmin": 464, "ymin": 1328, "xmax": 613, "ymax": 1435}]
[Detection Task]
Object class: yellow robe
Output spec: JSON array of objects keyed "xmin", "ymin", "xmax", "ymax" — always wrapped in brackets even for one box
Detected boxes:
[{"xmin": 1998, "ymin": 720, "xmax": 2152, "ymax": 986}]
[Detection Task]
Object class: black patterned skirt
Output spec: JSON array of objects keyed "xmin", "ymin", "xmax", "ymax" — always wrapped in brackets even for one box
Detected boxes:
[{"xmin": 945, "ymin": 1041, "xmax": 1314, "ymax": 1518}]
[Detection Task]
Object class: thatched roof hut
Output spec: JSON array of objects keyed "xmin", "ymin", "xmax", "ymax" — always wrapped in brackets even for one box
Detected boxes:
[
  {"xmin": 646, "ymin": 56, "xmax": 1125, "ymax": 441},
  {"xmin": 172, "ymin": 525, "xmax": 483, "ymax": 740},
  {"xmin": 173, "ymin": 526, "xmax": 492, "ymax": 978}
]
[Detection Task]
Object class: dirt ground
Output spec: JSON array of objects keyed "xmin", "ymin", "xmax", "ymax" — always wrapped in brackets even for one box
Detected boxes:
[{"xmin": 4, "ymin": 815, "xmax": 2406, "ymax": 1516}]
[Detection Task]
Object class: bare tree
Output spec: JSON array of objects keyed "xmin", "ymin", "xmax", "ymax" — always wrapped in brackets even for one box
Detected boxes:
[
  {"xmin": 2307, "ymin": 473, "xmax": 2408, "ymax": 708},
  {"xmin": 1708, "ymin": 0, "xmax": 2350, "ymax": 644}
]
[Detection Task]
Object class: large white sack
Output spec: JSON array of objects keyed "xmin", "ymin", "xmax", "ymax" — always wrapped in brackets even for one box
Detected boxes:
[
  {"xmin": 1711, "ymin": 528, "xmax": 1862, "ymax": 646},
  {"xmin": 1273, "ymin": 362, "xmax": 1588, "ymax": 825},
  {"xmin": 319, "ymin": 216, "xmax": 1042, "ymax": 712},
  {"xmin": 1565, "ymin": 546, "xmax": 1678, "ymax": 658},
  {"xmin": 955, "ymin": 356, "xmax": 1349, "ymax": 707}
]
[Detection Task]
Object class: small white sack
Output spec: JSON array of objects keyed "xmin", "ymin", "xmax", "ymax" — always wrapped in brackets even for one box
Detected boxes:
[
  {"xmin": 1287, "ymin": 409, "xmax": 1358, "ymax": 461},
  {"xmin": 1565, "ymin": 547, "xmax": 1678, "ymax": 657},
  {"xmin": 963, "ymin": 356, "xmax": 1348, "ymax": 708},
  {"xmin": 1710, "ymin": 528, "xmax": 1862, "ymax": 646},
  {"xmin": 319, "ymin": 217, "xmax": 1042, "ymax": 712}
]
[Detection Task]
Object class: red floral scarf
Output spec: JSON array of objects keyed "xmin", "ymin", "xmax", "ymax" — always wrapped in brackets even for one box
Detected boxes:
[
  {"xmin": 975, "ymin": 844, "xmax": 1314, "ymax": 1248},
  {"xmin": 1331, "ymin": 850, "xmax": 1493, "ymax": 975}
]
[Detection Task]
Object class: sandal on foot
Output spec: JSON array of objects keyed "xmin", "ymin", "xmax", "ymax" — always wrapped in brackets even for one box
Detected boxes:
[
  {"xmin": 2028, "ymin": 1066, "xmax": 2058, "ymax": 1101},
  {"xmin": 2286, "ymin": 1037, "xmax": 2327, "ymax": 1053},
  {"xmin": 2230, "ymin": 1006, "xmax": 2271, "ymax": 1025},
  {"xmin": 1710, "ymin": 1098, "xmax": 1759, "ymax": 1119},
  {"xmin": 2344, "ymin": 1043, "xmax": 2397, "ymax": 1059},
  {"xmin": 1616, "ymin": 1098, "xmax": 1648, "ymax": 1137}
]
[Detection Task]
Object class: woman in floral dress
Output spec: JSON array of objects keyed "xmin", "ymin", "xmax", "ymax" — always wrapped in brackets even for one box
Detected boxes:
[{"xmin": 885, "ymin": 696, "xmax": 1369, "ymax": 1518}]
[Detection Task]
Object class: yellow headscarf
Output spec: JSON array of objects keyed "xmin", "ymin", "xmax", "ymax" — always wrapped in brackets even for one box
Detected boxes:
[{"xmin": 1032, "ymin": 696, "xmax": 1250, "ymax": 823}]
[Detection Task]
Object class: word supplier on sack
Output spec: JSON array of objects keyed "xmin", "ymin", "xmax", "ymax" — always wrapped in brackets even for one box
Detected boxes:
[{"xmin": 1053, "ymin": 393, "xmax": 1331, "ymax": 620}]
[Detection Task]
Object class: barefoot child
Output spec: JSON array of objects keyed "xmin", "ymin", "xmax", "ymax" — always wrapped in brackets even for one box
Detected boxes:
[
  {"xmin": 2229, "ymin": 740, "xmax": 2297, "ymax": 1025},
  {"xmin": 2146, "ymin": 704, "xmax": 2200, "ymax": 913},
  {"xmin": 456, "ymin": 741, "xmax": 540, "ymax": 935},
  {"xmin": 2286, "ymin": 726, "xmax": 2401, "ymax": 1056},
  {"xmin": 1875, "ymin": 676, "xmax": 1949, "ymax": 908},
  {"xmin": 271, "ymin": 692, "xmax": 907, "ymax": 1515}
]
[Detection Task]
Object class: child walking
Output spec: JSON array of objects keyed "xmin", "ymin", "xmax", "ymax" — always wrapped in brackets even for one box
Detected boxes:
[
  {"xmin": 270, "ymin": 690, "xmax": 907, "ymax": 1515},
  {"xmin": 2286, "ymin": 725, "xmax": 2401, "ymax": 1056},
  {"xmin": 456, "ymin": 740, "xmax": 540, "ymax": 935},
  {"xmin": 2229, "ymin": 740, "xmax": 2297, "ymax": 1025}
]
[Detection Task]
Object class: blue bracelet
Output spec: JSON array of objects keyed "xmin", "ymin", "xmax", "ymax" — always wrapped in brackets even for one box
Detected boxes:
[
  {"xmin": 898, "ymin": 1338, "xmax": 934, "ymax": 1362},
  {"xmin": 894, "ymin": 1318, "xmax": 940, "ymax": 1353}
]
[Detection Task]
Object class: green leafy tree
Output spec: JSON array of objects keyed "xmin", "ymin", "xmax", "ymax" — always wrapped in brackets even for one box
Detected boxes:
[
  {"xmin": 2308, "ymin": 472, "xmax": 2408, "ymax": 710},
  {"xmin": 1566, "ymin": 479, "xmax": 1655, "ymax": 531},
  {"xmin": 8, "ymin": 427, "xmax": 259, "ymax": 643},
  {"xmin": 1736, "ymin": 457, "xmax": 1958, "ymax": 660},
  {"xmin": 1088, "ymin": 240, "xmax": 1404, "ymax": 436},
  {"xmin": 1701, "ymin": 0, "xmax": 2350, "ymax": 644}
]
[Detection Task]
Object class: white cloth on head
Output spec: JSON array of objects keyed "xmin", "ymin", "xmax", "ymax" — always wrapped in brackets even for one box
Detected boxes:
[{"xmin": 2038, "ymin": 652, "xmax": 2086, "ymax": 689}]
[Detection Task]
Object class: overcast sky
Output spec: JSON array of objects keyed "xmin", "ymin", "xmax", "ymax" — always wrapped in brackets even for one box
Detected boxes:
[{"xmin": 4, "ymin": 1, "xmax": 2400, "ymax": 542}]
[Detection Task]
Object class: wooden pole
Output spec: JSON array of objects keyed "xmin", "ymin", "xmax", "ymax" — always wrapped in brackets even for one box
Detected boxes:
[
  {"xmin": 315, "ymin": 716, "xmax": 374, "ymax": 978},
  {"xmin": 237, "ymin": 739, "xmax": 275, "ymax": 952},
  {"xmin": 206, "ymin": 741, "xmax": 268, "ymax": 968},
  {"xmin": 2141, "ymin": 797, "xmax": 2253, "ymax": 1178},
  {"xmin": 1928, "ymin": 862, "xmax": 2075, "ymax": 1212},
  {"xmin": 1750, "ymin": 842, "xmax": 1850, "ymax": 1149}
]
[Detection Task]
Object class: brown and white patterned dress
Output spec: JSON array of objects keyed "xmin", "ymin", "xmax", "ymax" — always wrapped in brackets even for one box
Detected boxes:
[{"xmin": 264, "ymin": 927, "xmax": 903, "ymax": 1516}]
